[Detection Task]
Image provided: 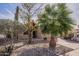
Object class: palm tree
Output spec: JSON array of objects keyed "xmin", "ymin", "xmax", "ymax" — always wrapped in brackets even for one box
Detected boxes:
[
  {"xmin": 57, "ymin": 4, "xmax": 75, "ymax": 37},
  {"xmin": 38, "ymin": 4, "xmax": 75, "ymax": 49}
]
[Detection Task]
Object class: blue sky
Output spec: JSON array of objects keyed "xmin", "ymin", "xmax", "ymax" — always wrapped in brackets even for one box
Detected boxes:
[
  {"xmin": 0, "ymin": 3, "xmax": 16, "ymax": 13},
  {"xmin": 0, "ymin": 3, "xmax": 17, "ymax": 20},
  {"xmin": 0, "ymin": 3, "xmax": 79, "ymax": 25}
]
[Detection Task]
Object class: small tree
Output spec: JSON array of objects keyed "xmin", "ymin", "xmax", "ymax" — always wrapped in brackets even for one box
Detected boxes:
[
  {"xmin": 38, "ymin": 4, "xmax": 75, "ymax": 49},
  {"xmin": 20, "ymin": 3, "xmax": 43, "ymax": 44},
  {"xmin": 14, "ymin": 6, "xmax": 19, "ymax": 40}
]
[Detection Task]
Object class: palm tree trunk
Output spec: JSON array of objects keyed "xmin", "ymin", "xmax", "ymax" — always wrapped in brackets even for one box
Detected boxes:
[{"xmin": 49, "ymin": 34, "xmax": 56, "ymax": 49}]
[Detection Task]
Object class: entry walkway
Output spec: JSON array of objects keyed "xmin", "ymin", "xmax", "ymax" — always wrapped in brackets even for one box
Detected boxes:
[
  {"xmin": 57, "ymin": 38, "xmax": 79, "ymax": 50},
  {"xmin": 65, "ymin": 49, "xmax": 79, "ymax": 56},
  {"xmin": 57, "ymin": 38, "xmax": 79, "ymax": 56}
]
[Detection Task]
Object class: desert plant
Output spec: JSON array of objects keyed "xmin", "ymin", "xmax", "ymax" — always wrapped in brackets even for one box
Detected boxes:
[
  {"xmin": 20, "ymin": 3, "xmax": 43, "ymax": 44},
  {"xmin": 14, "ymin": 6, "xmax": 19, "ymax": 40},
  {"xmin": 38, "ymin": 4, "xmax": 74, "ymax": 49}
]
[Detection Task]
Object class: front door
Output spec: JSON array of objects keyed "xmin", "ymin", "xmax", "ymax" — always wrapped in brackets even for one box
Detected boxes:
[{"xmin": 33, "ymin": 31, "xmax": 37, "ymax": 38}]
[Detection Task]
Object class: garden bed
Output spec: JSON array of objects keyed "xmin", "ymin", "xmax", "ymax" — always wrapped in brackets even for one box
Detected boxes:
[{"xmin": 11, "ymin": 43, "xmax": 73, "ymax": 56}]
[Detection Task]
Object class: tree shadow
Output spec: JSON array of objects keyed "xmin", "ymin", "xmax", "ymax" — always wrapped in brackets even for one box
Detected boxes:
[
  {"xmin": 27, "ymin": 39, "xmax": 48, "ymax": 44},
  {"xmin": 14, "ymin": 39, "xmax": 48, "ymax": 49},
  {"xmin": 0, "ymin": 37, "xmax": 49, "ymax": 51},
  {"xmin": 13, "ymin": 39, "xmax": 48, "ymax": 49}
]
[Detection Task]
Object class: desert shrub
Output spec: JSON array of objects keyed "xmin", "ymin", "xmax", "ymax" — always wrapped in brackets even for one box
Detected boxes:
[{"xmin": 0, "ymin": 45, "xmax": 14, "ymax": 56}]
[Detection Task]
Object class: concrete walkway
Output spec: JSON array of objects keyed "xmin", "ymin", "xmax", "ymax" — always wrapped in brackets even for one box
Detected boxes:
[
  {"xmin": 0, "ymin": 34, "xmax": 6, "ymax": 39},
  {"xmin": 57, "ymin": 38, "xmax": 79, "ymax": 50},
  {"xmin": 57, "ymin": 38, "xmax": 79, "ymax": 56},
  {"xmin": 65, "ymin": 49, "xmax": 79, "ymax": 56}
]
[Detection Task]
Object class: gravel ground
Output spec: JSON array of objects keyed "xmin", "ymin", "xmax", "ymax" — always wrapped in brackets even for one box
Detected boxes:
[
  {"xmin": 0, "ymin": 36, "xmax": 73, "ymax": 56},
  {"xmin": 11, "ymin": 42, "xmax": 73, "ymax": 56}
]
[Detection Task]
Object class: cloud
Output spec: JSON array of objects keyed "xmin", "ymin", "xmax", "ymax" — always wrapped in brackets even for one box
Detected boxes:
[
  {"xmin": 0, "ymin": 9, "xmax": 15, "ymax": 20},
  {"xmin": 67, "ymin": 3, "xmax": 79, "ymax": 25},
  {"xmin": 6, "ymin": 9, "xmax": 15, "ymax": 20},
  {"xmin": 6, "ymin": 9, "xmax": 14, "ymax": 17},
  {"xmin": 0, "ymin": 13, "xmax": 7, "ymax": 19}
]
